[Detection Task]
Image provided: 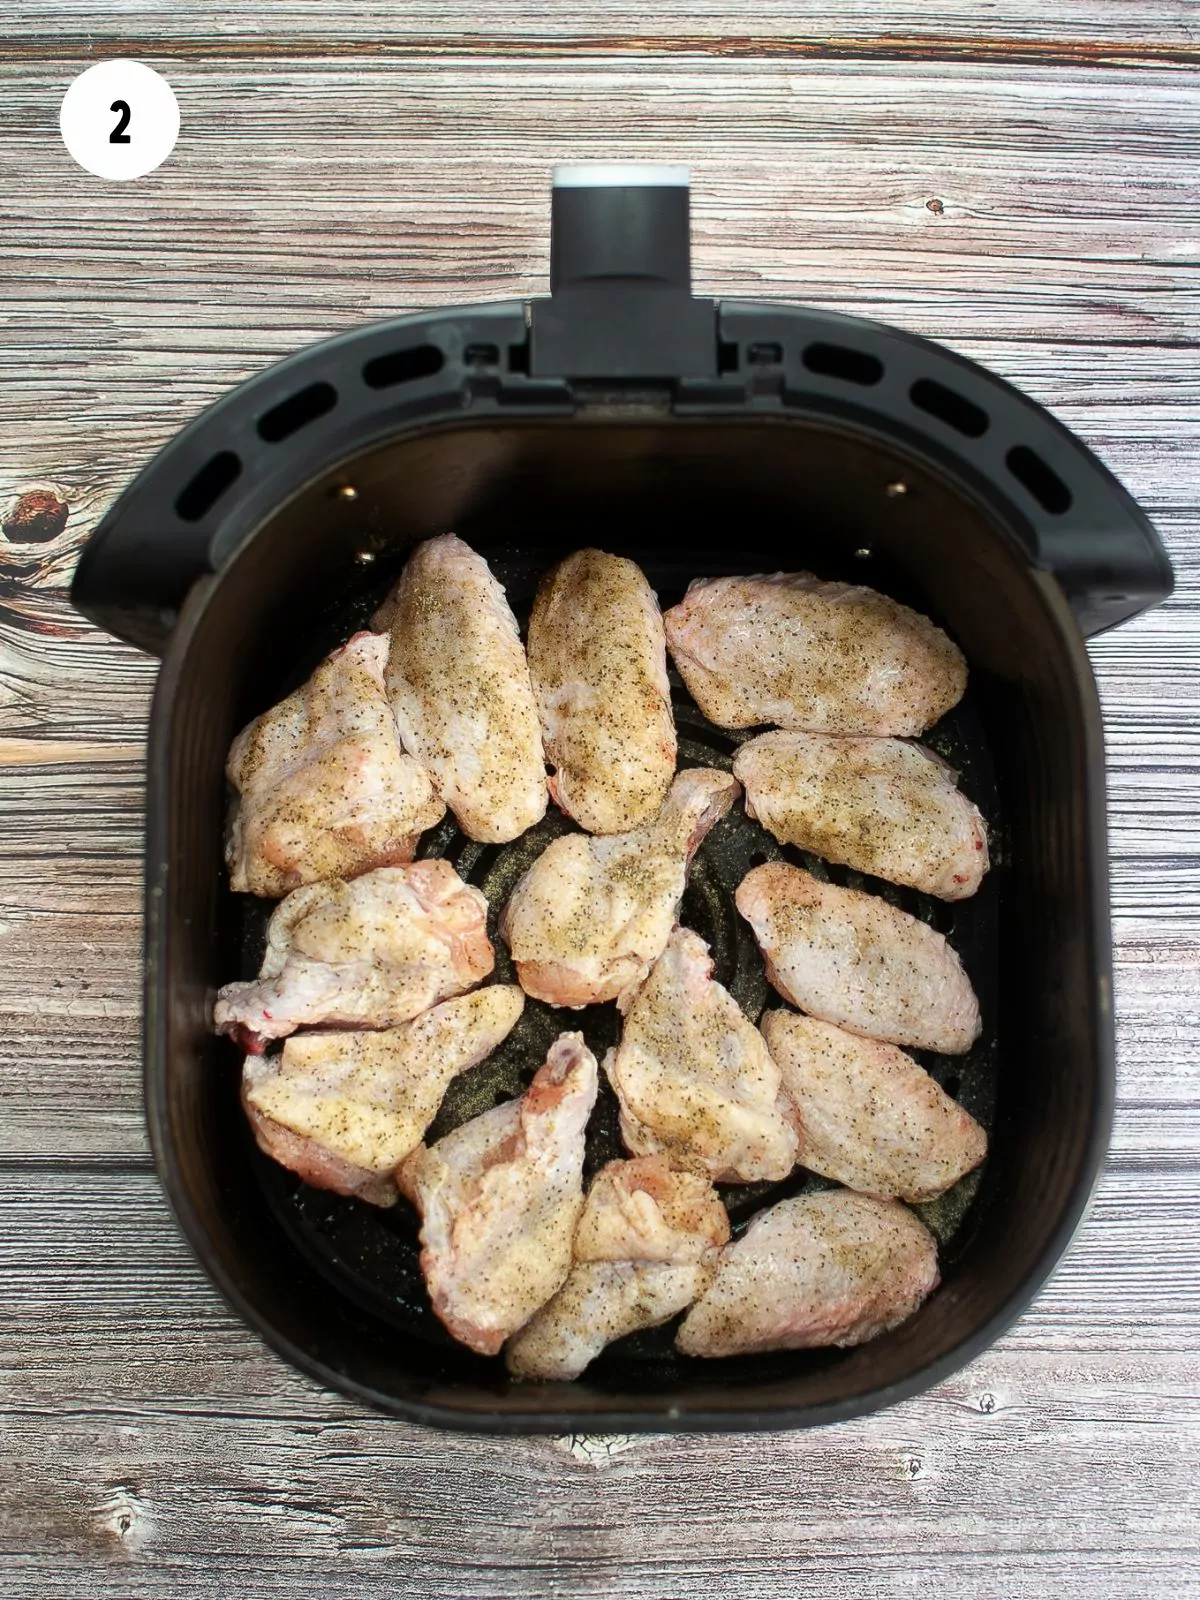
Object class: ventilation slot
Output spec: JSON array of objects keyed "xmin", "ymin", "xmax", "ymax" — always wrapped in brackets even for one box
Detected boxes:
[
  {"xmin": 718, "ymin": 341, "xmax": 740, "ymax": 374},
  {"xmin": 362, "ymin": 344, "xmax": 445, "ymax": 390},
  {"xmin": 507, "ymin": 340, "xmax": 530, "ymax": 374},
  {"xmin": 256, "ymin": 381, "xmax": 337, "ymax": 443},
  {"xmin": 175, "ymin": 451, "xmax": 242, "ymax": 523},
  {"xmin": 802, "ymin": 342, "xmax": 883, "ymax": 386},
  {"xmin": 1007, "ymin": 445, "xmax": 1072, "ymax": 514},
  {"xmin": 910, "ymin": 378, "xmax": 988, "ymax": 438}
]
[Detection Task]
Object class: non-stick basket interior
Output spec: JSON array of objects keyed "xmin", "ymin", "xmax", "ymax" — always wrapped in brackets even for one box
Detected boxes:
[{"xmin": 154, "ymin": 415, "xmax": 1107, "ymax": 1423}]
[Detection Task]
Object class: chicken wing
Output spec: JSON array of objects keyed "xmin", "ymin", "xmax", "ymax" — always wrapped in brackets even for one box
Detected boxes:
[
  {"xmin": 763, "ymin": 1009, "xmax": 986, "ymax": 1201},
  {"xmin": 398, "ymin": 1032, "xmax": 599, "ymax": 1355},
  {"xmin": 226, "ymin": 631, "xmax": 445, "ymax": 897},
  {"xmin": 676, "ymin": 1189, "xmax": 940, "ymax": 1357},
  {"xmin": 500, "ymin": 767, "xmax": 740, "ymax": 1008},
  {"xmin": 527, "ymin": 549, "xmax": 676, "ymax": 834},
  {"xmin": 664, "ymin": 573, "xmax": 966, "ymax": 735},
  {"xmin": 605, "ymin": 927, "xmax": 799, "ymax": 1183},
  {"xmin": 377, "ymin": 534, "xmax": 547, "ymax": 844},
  {"xmin": 241, "ymin": 985, "xmax": 525, "ymax": 1207},
  {"xmin": 506, "ymin": 1155, "xmax": 730, "ymax": 1379},
  {"xmin": 736, "ymin": 862, "xmax": 980, "ymax": 1054},
  {"xmin": 214, "ymin": 859, "xmax": 493, "ymax": 1053},
  {"xmin": 734, "ymin": 730, "xmax": 988, "ymax": 900}
]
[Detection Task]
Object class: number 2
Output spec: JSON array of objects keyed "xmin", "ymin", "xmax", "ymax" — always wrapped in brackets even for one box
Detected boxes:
[{"xmin": 109, "ymin": 100, "xmax": 131, "ymax": 143}]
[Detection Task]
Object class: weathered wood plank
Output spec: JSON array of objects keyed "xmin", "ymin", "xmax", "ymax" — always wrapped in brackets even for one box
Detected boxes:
[
  {"xmin": 0, "ymin": 1373, "xmax": 1198, "ymax": 1599},
  {"xmin": 3, "ymin": 63, "xmax": 1199, "ymax": 378},
  {"xmin": 4, "ymin": 0, "xmax": 1200, "ymax": 65}
]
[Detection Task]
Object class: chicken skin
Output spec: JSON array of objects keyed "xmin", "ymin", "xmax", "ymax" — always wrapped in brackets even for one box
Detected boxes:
[
  {"xmin": 664, "ymin": 573, "xmax": 966, "ymax": 735},
  {"xmin": 398, "ymin": 1033, "xmax": 599, "ymax": 1355},
  {"xmin": 500, "ymin": 767, "xmax": 740, "ymax": 1008},
  {"xmin": 676, "ymin": 1189, "xmax": 940, "ymax": 1358},
  {"xmin": 762, "ymin": 1010, "xmax": 987, "ymax": 1202},
  {"xmin": 506, "ymin": 1155, "xmax": 730, "ymax": 1380},
  {"xmin": 226, "ymin": 631, "xmax": 445, "ymax": 897},
  {"xmin": 605, "ymin": 928, "xmax": 799, "ymax": 1183},
  {"xmin": 241, "ymin": 985, "xmax": 525, "ymax": 1207},
  {"xmin": 527, "ymin": 549, "xmax": 676, "ymax": 834},
  {"xmin": 213, "ymin": 860, "xmax": 493, "ymax": 1053},
  {"xmin": 734, "ymin": 730, "xmax": 988, "ymax": 900},
  {"xmin": 377, "ymin": 534, "xmax": 547, "ymax": 844},
  {"xmin": 736, "ymin": 863, "xmax": 980, "ymax": 1054}
]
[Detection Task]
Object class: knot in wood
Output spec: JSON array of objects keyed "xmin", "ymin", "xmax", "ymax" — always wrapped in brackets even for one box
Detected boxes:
[{"xmin": 3, "ymin": 489, "xmax": 69, "ymax": 543}]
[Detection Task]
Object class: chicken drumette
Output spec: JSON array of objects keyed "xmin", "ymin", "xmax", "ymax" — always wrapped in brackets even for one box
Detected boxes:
[{"xmin": 500, "ymin": 767, "xmax": 740, "ymax": 1008}]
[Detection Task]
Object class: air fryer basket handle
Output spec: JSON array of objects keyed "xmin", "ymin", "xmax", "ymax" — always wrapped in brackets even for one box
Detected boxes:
[
  {"xmin": 71, "ymin": 166, "xmax": 1172, "ymax": 654},
  {"xmin": 549, "ymin": 163, "xmax": 694, "ymax": 292},
  {"xmin": 529, "ymin": 165, "xmax": 719, "ymax": 381}
]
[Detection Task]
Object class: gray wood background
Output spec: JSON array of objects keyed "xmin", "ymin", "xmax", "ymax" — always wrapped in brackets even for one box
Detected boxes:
[{"xmin": 1, "ymin": 4, "xmax": 1198, "ymax": 1596}]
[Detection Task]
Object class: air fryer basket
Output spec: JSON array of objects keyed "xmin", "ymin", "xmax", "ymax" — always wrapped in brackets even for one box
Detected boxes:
[{"xmin": 72, "ymin": 169, "xmax": 1172, "ymax": 1430}]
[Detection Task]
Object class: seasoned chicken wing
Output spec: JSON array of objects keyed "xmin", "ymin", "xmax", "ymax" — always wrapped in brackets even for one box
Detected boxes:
[
  {"xmin": 398, "ymin": 1033, "xmax": 599, "ymax": 1355},
  {"xmin": 664, "ymin": 573, "xmax": 966, "ymax": 735},
  {"xmin": 763, "ymin": 1010, "xmax": 987, "ymax": 1201},
  {"xmin": 226, "ymin": 631, "xmax": 444, "ymax": 897},
  {"xmin": 506, "ymin": 1155, "xmax": 730, "ymax": 1379},
  {"xmin": 676, "ymin": 1189, "xmax": 940, "ymax": 1357},
  {"xmin": 377, "ymin": 534, "xmax": 547, "ymax": 844},
  {"xmin": 528, "ymin": 549, "xmax": 676, "ymax": 834},
  {"xmin": 734, "ymin": 730, "xmax": 988, "ymax": 900},
  {"xmin": 605, "ymin": 927, "xmax": 799, "ymax": 1183},
  {"xmin": 241, "ymin": 985, "xmax": 525, "ymax": 1207},
  {"xmin": 500, "ymin": 767, "xmax": 740, "ymax": 1008},
  {"xmin": 213, "ymin": 860, "xmax": 493, "ymax": 1053},
  {"xmin": 736, "ymin": 862, "xmax": 980, "ymax": 1054}
]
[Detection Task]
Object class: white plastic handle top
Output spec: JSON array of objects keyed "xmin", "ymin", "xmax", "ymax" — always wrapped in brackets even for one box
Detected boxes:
[{"xmin": 552, "ymin": 162, "xmax": 690, "ymax": 188}]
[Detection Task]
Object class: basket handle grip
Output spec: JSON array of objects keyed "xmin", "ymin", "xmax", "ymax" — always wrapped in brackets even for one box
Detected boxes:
[
  {"xmin": 549, "ymin": 163, "xmax": 693, "ymax": 292},
  {"xmin": 530, "ymin": 164, "xmax": 718, "ymax": 380}
]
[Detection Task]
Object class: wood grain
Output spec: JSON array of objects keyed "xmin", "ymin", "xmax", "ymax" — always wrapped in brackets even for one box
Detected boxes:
[
  {"xmin": 1, "ymin": 20, "xmax": 1199, "ymax": 1600},
  {"xmin": 5, "ymin": 0, "xmax": 1200, "ymax": 65}
]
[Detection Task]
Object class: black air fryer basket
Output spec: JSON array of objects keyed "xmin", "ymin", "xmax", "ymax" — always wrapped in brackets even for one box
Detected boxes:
[{"xmin": 72, "ymin": 166, "xmax": 1172, "ymax": 1431}]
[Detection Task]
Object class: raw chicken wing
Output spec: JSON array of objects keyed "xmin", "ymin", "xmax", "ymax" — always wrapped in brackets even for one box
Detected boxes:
[
  {"xmin": 507, "ymin": 1155, "xmax": 730, "ymax": 1379},
  {"xmin": 241, "ymin": 985, "xmax": 525, "ymax": 1207},
  {"xmin": 606, "ymin": 927, "xmax": 798, "ymax": 1183},
  {"xmin": 734, "ymin": 730, "xmax": 988, "ymax": 899},
  {"xmin": 398, "ymin": 1033, "xmax": 599, "ymax": 1354},
  {"xmin": 763, "ymin": 1009, "xmax": 986, "ymax": 1201},
  {"xmin": 664, "ymin": 573, "xmax": 966, "ymax": 735},
  {"xmin": 214, "ymin": 860, "xmax": 493, "ymax": 1052},
  {"xmin": 736, "ymin": 862, "xmax": 980, "ymax": 1054},
  {"xmin": 377, "ymin": 534, "xmax": 547, "ymax": 843},
  {"xmin": 528, "ymin": 548, "xmax": 676, "ymax": 834},
  {"xmin": 226, "ymin": 631, "xmax": 444, "ymax": 897},
  {"xmin": 500, "ymin": 767, "xmax": 740, "ymax": 1008},
  {"xmin": 677, "ymin": 1189, "xmax": 940, "ymax": 1357}
]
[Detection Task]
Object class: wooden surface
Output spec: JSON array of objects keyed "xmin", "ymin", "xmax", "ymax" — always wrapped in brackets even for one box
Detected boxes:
[{"xmin": 2, "ymin": 6, "xmax": 1199, "ymax": 1596}]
